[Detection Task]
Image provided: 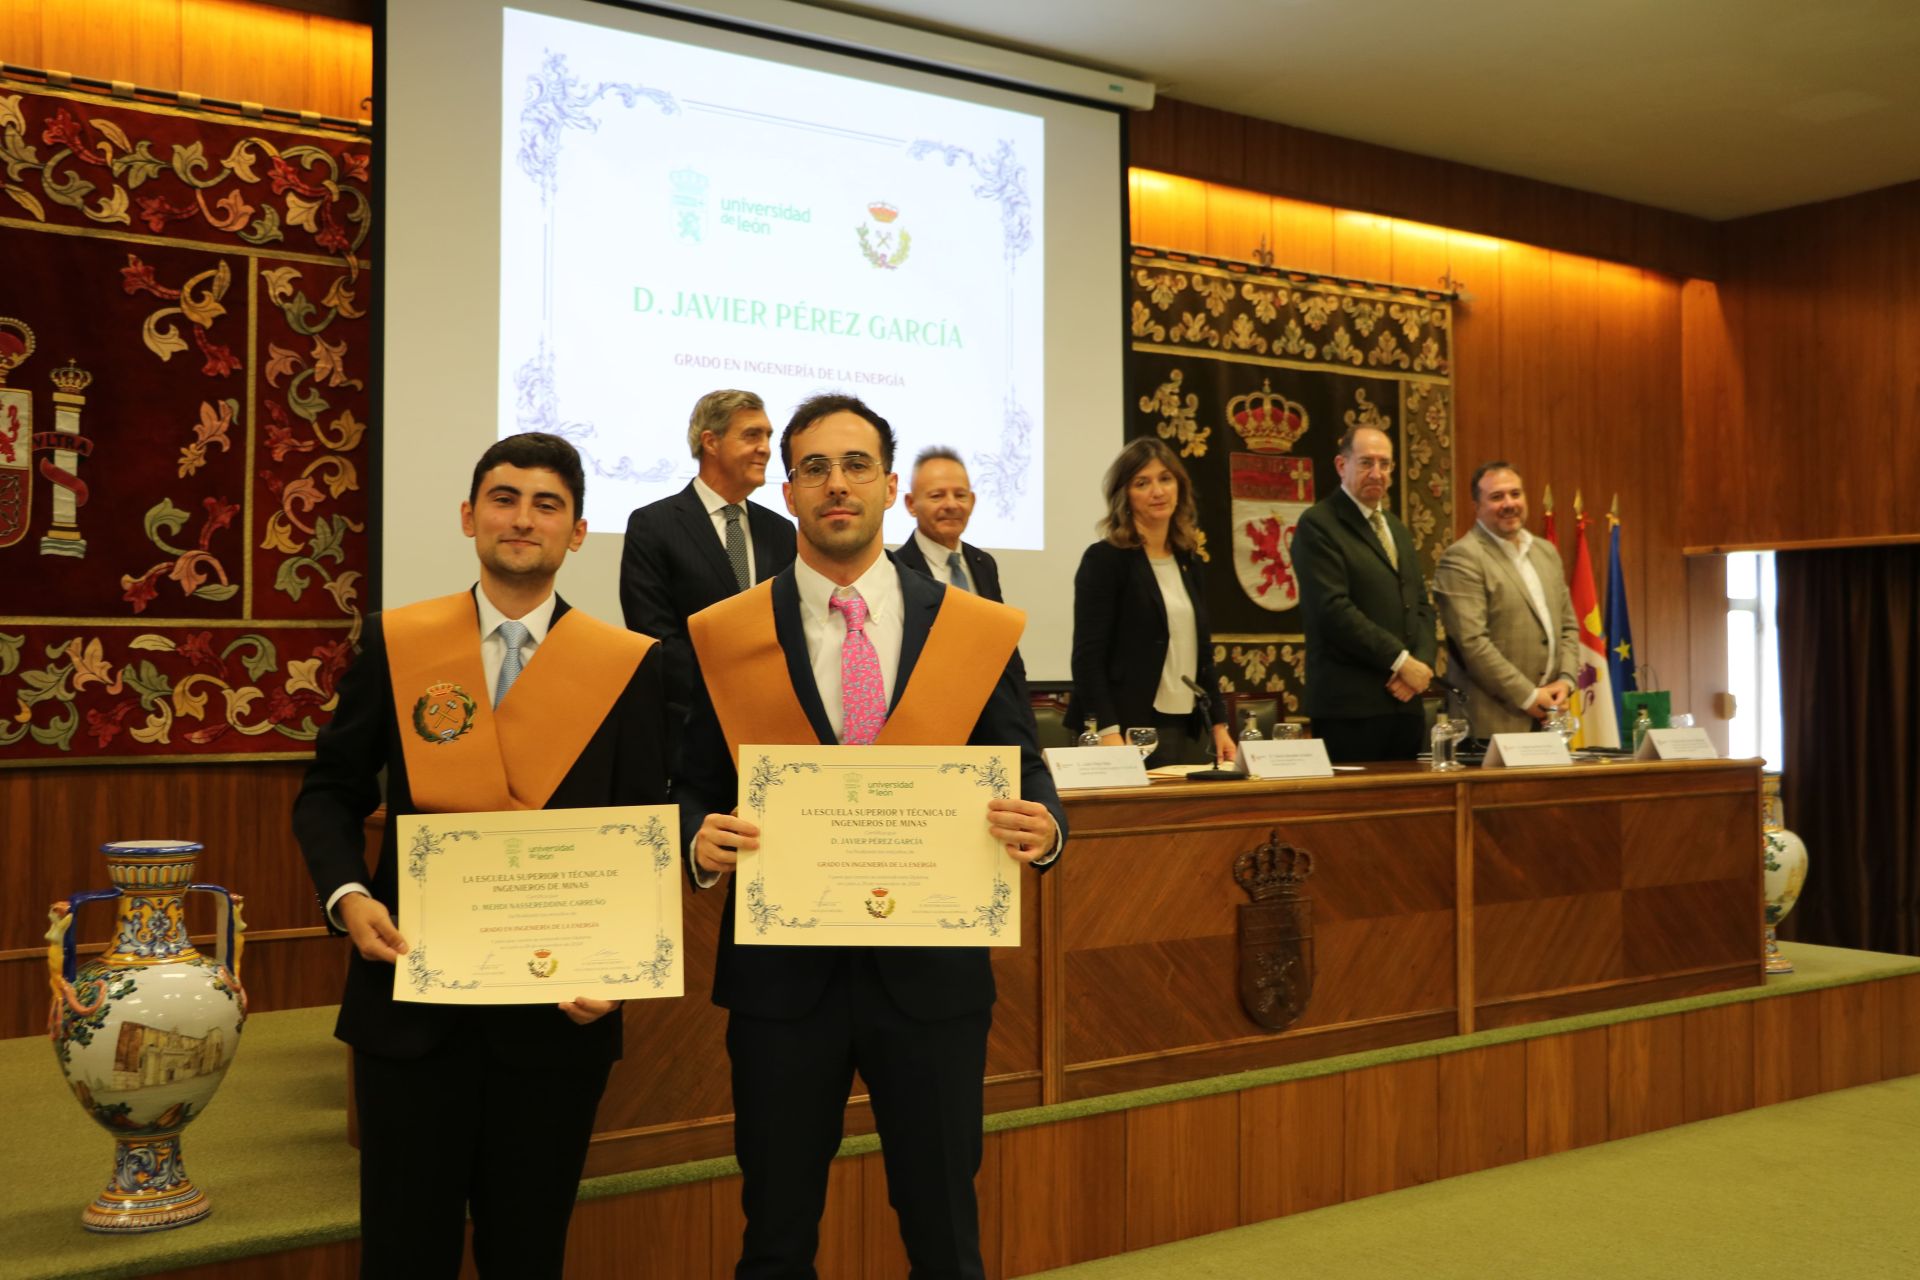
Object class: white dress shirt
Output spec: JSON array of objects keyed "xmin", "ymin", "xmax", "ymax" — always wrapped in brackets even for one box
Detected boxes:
[
  {"xmin": 1148, "ymin": 555, "xmax": 1198, "ymax": 715},
  {"xmin": 910, "ymin": 529, "xmax": 966, "ymax": 588},
  {"xmin": 328, "ymin": 589, "xmax": 557, "ymax": 926},
  {"xmin": 1478, "ymin": 521, "xmax": 1556, "ymax": 708},
  {"xmin": 692, "ymin": 473, "xmax": 756, "ymax": 585},
  {"xmin": 1341, "ymin": 486, "xmax": 1410, "ymax": 674}
]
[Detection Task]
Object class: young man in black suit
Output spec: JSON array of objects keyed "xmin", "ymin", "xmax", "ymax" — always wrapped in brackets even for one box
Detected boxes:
[
  {"xmin": 293, "ymin": 433, "xmax": 667, "ymax": 1279},
  {"xmin": 677, "ymin": 394, "xmax": 1065, "ymax": 1279},
  {"xmin": 618, "ymin": 389, "xmax": 798, "ymax": 728},
  {"xmin": 1292, "ymin": 423, "xmax": 1439, "ymax": 762},
  {"xmin": 893, "ymin": 445, "xmax": 1005, "ymax": 603}
]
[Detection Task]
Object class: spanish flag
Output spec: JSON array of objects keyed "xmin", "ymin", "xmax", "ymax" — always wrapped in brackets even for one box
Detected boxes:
[{"xmin": 1567, "ymin": 498, "xmax": 1620, "ymax": 749}]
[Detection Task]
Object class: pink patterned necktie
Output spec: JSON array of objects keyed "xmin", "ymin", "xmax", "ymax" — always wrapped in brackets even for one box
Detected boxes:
[{"xmin": 829, "ymin": 591, "xmax": 886, "ymax": 745}]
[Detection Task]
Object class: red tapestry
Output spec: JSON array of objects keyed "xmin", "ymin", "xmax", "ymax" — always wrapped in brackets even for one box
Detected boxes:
[{"xmin": 0, "ymin": 82, "xmax": 371, "ymax": 765}]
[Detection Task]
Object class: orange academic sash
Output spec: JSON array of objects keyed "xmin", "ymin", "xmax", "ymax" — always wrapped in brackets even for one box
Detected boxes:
[
  {"xmin": 384, "ymin": 592, "xmax": 654, "ymax": 813},
  {"xmin": 687, "ymin": 577, "xmax": 1024, "ymax": 761}
]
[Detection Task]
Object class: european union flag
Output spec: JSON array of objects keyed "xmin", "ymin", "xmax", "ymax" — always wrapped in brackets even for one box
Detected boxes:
[{"xmin": 1604, "ymin": 514, "xmax": 1637, "ymax": 728}]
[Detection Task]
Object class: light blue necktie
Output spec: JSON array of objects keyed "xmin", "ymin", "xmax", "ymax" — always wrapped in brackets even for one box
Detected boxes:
[
  {"xmin": 494, "ymin": 620, "xmax": 530, "ymax": 707},
  {"xmin": 946, "ymin": 550, "xmax": 973, "ymax": 594}
]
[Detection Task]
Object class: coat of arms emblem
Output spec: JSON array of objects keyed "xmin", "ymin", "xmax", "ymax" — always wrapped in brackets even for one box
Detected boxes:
[
  {"xmin": 865, "ymin": 888, "xmax": 896, "ymax": 919},
  {"xmin": 1232, "ymin": 830, "xmax": 1315, "ymax": 1031},
  {"xmin": 412, "ymin": 681, "xmax": 477, "ymax": 744},
  {"xmin": 0, "ymin": 316, "xmax": 36, "ymax": 549},
  {"xmin": 1228, "ymin": 380, "xmax": 1314, "ymax": 612},
  {"xmin": 527, "ymin": 949, "xmax": 558, "ymax": 979},
  {"xmin": 856, "ymin": 201, "xmax": 910, "ymax": 270}
]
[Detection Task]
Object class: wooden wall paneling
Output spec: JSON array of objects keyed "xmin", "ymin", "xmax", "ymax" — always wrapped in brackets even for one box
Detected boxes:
[
  {"xmin": 565, "ymin": 1181, "xmax": 711, "ymax": 1278},
  {"xmin": 1496, "ymin": 244, "xmax": 1551, "ymax": 496},
  {"xmin": 1736, "ymin": 209, "xmax": 1821, "ymax": 544},
  {"xmin": 180, "ymin": 0, "xmax": 312, "ymax": 107},
  {"xmin": 1524, "ymin": 1027, "xmax": 1608, "ymax": 1157},
  {"xmin": 1238, "ymin": 1072, "xmax": 1344, "ymax": 1222},
  {"xmin": 0, "ymin": 1, "xmax": 48, "ymax": 64},
  {"xmin": 146, "ymin": 1241, "xmax": 360, "ymax": 1279},
  {"xmin": 1544, "ymin": 253, "xmax": 1600, "ymax": 501},
  {"xmin": 1752, "ymin": 989, "xmax": 1824, "ymax": 1107},
  {"xmin": 1621, "ymin": 266, "xmax": 1689, "ymax": 713},
  {"xmin": 998, "ymin": 1112, "xmax": 1127, "ymax": 1274},
  {"xmin": 1123, "ymin": 1093, "xmax": 1241, "ymax": 1251},
  {"xmin": 976, "ymin": 1132, "xmax": 1003, "ymax": 1280},
  {"xmin": 708, "ymin": 1175, "xmax": 745, "ymax": 1280},
  {"xmin": 1606, "ymin": 1013, "xmax": 1685, "ymax": 1139},
  {"xmin": 1131, "ymin": 170, "xmax": 1209, "ymax": 252},
  {"xmin": 1330, "ymin": 209, "xmax": 1394, "ymax": 285},
  {"xmin": 1202, "ymin": 182, "xmax": 1270, "ymax": 264},
  {"xmin": 1387, "ymin": 219, "xmax": 1455, "ymax": 310},
  {"xmin": 303, "ymin": 11, "xmax": 374, "ymax": 121},
  {"xmin": 1813, "ymin": 190, "xmax": 1895, "ymax": 538},
  {"xmin": 1341, "ymin": 1058, "xmax": 1438, "ymax": 1201},
  {"xmin": 1895, "ymin": 187, "xmax": 1920, "ymax": 537},
  {"xmin": 1129, "ymin": 98, "xmax": 1718, "ymax": 280},
  {"xmin": 1818, "ymin": 980, "xmax": 1886, "ymax": 1093},
  {"xmin": 811, "ymin": 1154, "xmax": 866, "ymax": 1278},
  {"xmin": 38, "ymin": 0, "xmax": 183, "ymax": 89},
  {"xmin": 1269, "ymin": 195, "xmax": 1336, "ymax": 277},
  {"xmin": 1881, "ymin": 974, "xmax": 1920, "ymax": 1079},
  {"xmin": 1682, "ymin": 1001, "xmax": 1754, "ymax": 1121},
  {"xmin": 1445, "ymin": 233, "xmax": 1504, "ymax": 505},
  {"xmin": 1679, "ymin": 281, "xmax": 1747, "ymax": 549},
  {"xmin": 1436, "ymin": 1041, "xmax": 1526, "ymax": 1177}
]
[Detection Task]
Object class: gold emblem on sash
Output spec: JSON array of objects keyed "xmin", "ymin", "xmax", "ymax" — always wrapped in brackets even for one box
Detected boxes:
[{"xmin": 412, "ymin": 681, "xmax": 477, "ymax": 744}]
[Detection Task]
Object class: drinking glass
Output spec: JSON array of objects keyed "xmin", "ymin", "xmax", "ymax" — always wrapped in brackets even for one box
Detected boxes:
[{"xmin": 1126, "ymin": 726, "xmax": 1159, "ymax": 760}]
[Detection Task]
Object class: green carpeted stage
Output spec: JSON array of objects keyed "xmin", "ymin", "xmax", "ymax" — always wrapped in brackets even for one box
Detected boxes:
[{"xmin": 5, "ymin": 942, "xmax": 1917, "ymax": 1279}]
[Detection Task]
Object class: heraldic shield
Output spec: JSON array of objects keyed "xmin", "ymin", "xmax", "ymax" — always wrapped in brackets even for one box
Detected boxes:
[{"xmin": 1232, "ymin": 830, "xmax": 1315, "ymax": 1032}]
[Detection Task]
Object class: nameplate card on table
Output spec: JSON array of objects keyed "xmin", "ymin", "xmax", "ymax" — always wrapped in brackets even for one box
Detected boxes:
[
  {"xmin": 1043, "ymin": 745, "xmax": 1151, "ymax": 790},
  {"xmin": 1236, "ymin": 738, "xmax": 1335, "ymax": 779},
  {"xmin": 395, "ymin": 805, "xmax": 683, "ymax": 1004},
  {"xmin": 1634, "ymin": 727, "xmax": 1719, "ymax": 761},
  {"xmin": 737, "ymin": 744, "xmax": 1024, "ymax": 948},
  {"xmin": 1482, "ymin": 733, "xmax": 1574, "ymax": 769}
]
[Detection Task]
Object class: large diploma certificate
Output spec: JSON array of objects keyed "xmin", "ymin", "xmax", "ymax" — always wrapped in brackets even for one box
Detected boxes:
[
  {"xmin": 394, "ymin": 805, "xmax": 682, "ymax": 1004},
  {"xmin": 736, "ymin": 745, "xmax": 1022, "ymax": 948}
]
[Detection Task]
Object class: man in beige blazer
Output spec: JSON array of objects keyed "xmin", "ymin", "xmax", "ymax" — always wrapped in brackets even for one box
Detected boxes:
[{"xmin": 1433, "ymin": 462, "xmax": 1580, "ymax": 739}]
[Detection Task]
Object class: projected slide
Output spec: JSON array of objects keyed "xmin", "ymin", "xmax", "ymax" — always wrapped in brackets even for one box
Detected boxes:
[{"xmin": 499, "ymin": 7, "xmax": 1046, "ymax": 546}]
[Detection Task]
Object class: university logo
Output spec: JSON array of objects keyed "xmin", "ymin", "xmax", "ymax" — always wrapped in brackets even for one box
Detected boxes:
[
  {"xmin": 1228, "ymin": 380, "xmax": 1314, "ymax": 612},
  {"xmin": 856, "ymin": 201, "xmax": 911, "ymax": 270},
  {"xmin": 527, "ymin": 948, "xmax": 558, "ymax": 979},
  {"xmin": 671, "ymin": 167, "xmax": 709, "ymax": 243},
  {"xmin": 411, "ymin": 681, "xmax": 477, "ymax": 744},
  {"xmin": 865, "ymin": 888, "xmax": 896, "ymax": 919}
]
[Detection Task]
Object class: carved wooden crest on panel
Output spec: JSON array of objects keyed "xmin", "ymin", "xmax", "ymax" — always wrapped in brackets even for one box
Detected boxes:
[{"xmin": 1233, "ymin": 830, "xmax": 1315, "ymax": 1032}]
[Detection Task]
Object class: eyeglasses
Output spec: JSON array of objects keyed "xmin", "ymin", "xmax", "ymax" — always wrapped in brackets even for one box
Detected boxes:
[{"xmin": 790, "ymin": 453, "xmax": 882, "ymax": 487}]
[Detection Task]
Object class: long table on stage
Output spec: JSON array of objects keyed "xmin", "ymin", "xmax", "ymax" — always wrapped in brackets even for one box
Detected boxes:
[{"xmin": 585, "ymin": 756, "xmax": 1764, "ymax": 1175}]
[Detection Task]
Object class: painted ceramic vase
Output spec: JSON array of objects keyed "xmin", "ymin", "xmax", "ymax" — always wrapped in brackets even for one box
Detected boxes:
[
  {"xmin": 1762, "ymin": 820, "xmax": 1809, "ymax": 976},
  {"xmin": 45, "ymin": 841, "xmax": 247, "ymax": 1232}
]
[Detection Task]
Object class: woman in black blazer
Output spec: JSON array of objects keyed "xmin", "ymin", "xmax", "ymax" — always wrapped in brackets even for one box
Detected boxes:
[{"xmin": 1069, "ymin": 437, "xmax": 1234, "ymax": 768}]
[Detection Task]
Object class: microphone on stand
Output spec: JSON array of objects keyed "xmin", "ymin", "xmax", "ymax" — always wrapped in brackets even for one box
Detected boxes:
[{"xmin": 1180, "ymin": 675, "xmax": 1245, "ymax": 782}]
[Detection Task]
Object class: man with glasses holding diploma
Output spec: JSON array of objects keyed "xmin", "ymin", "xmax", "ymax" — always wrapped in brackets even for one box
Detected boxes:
[{"xmin": 675, "ymin": 393, "xmax": 1064, "ymax": 1279}]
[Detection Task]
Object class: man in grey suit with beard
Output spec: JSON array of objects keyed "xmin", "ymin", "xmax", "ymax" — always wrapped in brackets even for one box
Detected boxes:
[{"xmin": 1432, "ymin": 461, "xmax": 1580, "ymax": 740}]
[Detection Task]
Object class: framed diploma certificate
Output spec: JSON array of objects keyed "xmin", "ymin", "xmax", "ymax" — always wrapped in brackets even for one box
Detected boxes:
[
  {"xmin": 737, "ymin": 745, "xmax": 1023, "ymax": 948},
  {"xmin": 394, "ymin": 805, "xmax": 683, "ymax": 1003}
]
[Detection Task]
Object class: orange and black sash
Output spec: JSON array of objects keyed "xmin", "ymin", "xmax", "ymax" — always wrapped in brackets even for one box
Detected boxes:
[
  {"xmin": 384, "ymin": 592, "xmax": 654, "ymax": 812},
  {"xmin": 687, "ymin": 577, "xmax": 1023, "ymax": 761}
]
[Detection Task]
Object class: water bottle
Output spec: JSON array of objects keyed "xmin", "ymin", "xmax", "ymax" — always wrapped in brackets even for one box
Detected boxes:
[
  {"xmin": 1631, "ymin": 705, "xmax": 1653, "ymax": 753},
  {"xmin": 1429, "ymin": 714, "xmax": 1463, "ymax": 771},
  {"xmin": 1077, "ymin": 717, "xmax": 1102, "ymax": 747},
  {"xmin": 1239, "ymin": 709, "xmax": 1264, "ymax": 741}
]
